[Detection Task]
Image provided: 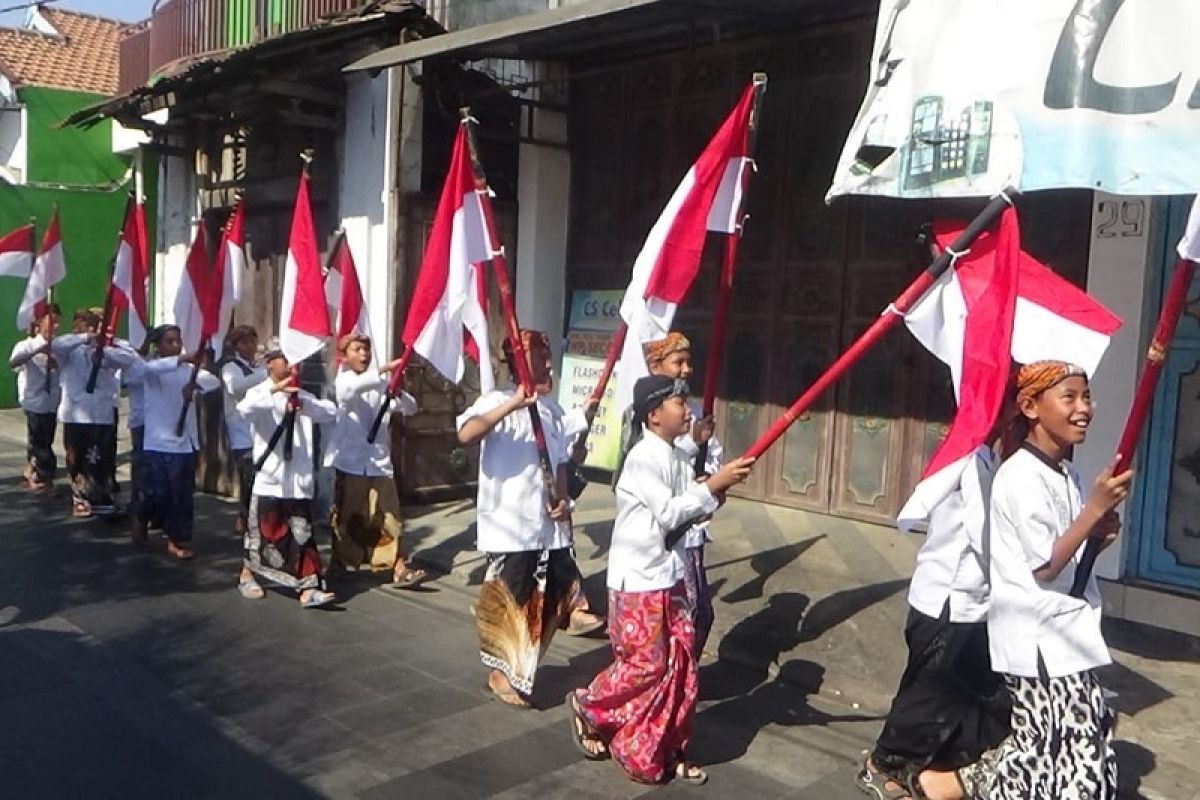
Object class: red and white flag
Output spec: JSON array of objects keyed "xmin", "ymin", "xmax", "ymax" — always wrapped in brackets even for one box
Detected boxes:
[
  {"xmin": 110, "ymin": 200, "xmax": 151, "ymax": 347},
  {"xmin": 17, "ymin": 210, "xmax": 66, "ymax": 330},
  {"xmin": 215, "ymin": 200, "xmax": 246, "ymax": 343},
  {"xmin": 325, "ymin": 234, "xmax": 374, "ymax": 353},
  {"xmin": 898, "ymin": 207, "xmax": 1123, "ymax": 528},
  {"xmin": 615, "ymin": 80, "xmax": 758, "ymax": 411},
  {"xmin": 279, "ymin": 169, "xmax": 331, "ymax": 364},
  {"xmin": 0, "ymin": 223, "xmax": 34, "ymax": 279},
  {"xmin": 172, "ymin": 219, "xmax": 213, "ymax": 355},
  {"xmin": 401, "ymin": 124, "xmax": 494, "ymax": 392}
]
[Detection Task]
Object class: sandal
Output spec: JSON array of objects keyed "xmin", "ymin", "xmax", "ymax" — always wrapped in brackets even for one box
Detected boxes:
[
  {"xmin": 238, "ymin": 578, "xmax": 265, "ymax": 600},
  {"xmin": 166, "ymin": 541, "xmax": 195, "ymax": 560},
  {"xmin": 391, "ymin": 566, "xmax": 428, "ymax": 589},
  {"xmin": 856, "ymin": 752, "xmax": 911, "ymax": 799},
  {"xmin": 300, "ymin": 590, "xmax": 336, "ymax": 609},
  {"xmin": 565, "ymin": 691, "xmax": 609, "ymax": 761},
  {"xmin": 486, "ymin": 671, "xmax": 532, "ymax": 709},
  {"xmin": 566, "ymin": 611, "xmax": 607, "ymax": 637},
  {"xmin": 674, "ymin": 762, "xmax": 708, "ymax": 786}
]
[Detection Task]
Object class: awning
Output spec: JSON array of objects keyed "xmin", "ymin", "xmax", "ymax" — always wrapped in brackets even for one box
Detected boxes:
[{"xmin": 346, "ymin": 0, "xmax": 871, "ymax": 72}]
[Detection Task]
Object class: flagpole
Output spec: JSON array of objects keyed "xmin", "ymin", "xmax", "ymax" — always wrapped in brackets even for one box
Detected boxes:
[
  {"xmin": 697, "ymin": 73, "xmax": 768, "ymax": 474},
  {"xmin": 1070, "ymin": 257, "xmax": 1197, "ymax": 598},
  {"xmin": 740, "ymin": 189, "xmax": 1017, "ymax": 461},
  {"xmin": 460, "ymin": 108, "xmax": 564, "ymax": 507},
  {"xmin": 86, "ymin": 195, "xmax": 134, "ymax": 394}
]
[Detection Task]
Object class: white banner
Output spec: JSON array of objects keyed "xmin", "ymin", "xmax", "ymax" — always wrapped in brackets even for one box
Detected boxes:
[{"xmin": 828, "ymin": 0, "xmax": 1200, "ymax": 200}]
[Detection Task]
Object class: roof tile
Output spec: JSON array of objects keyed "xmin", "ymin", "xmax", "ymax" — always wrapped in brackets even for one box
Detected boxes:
[{"xmin": 0, "ymin": 7, "xmax": 128, "ymax": 96}]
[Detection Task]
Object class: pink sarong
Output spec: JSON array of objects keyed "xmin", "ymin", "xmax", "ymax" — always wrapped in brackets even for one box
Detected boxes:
[{"xmin": 575, "ymin": 582, "xmax": 698, "ymax": 784}]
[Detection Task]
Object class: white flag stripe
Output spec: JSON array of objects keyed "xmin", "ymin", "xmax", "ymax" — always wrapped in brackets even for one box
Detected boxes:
[
  {"xmin": 706, "ymin": 157, "xmax": 751, "ymax": 234},
  {"xmin": 172, "ymin": 267, "xmax": 205, "ymax": 355},
  {"xmin": 18, "ymin": 240, "xmax": 65, "ymax": 329},
  {"xmin": 897, "ymin": 452, "xmax": 973, "ymax": 531},
  {"xmin": 1011, "ymin": 297, "xmax": 1112, "ymax": 378},
  {"xmin": 112, "ymin": 239, "xmax": 147, "ymax": 347},
  {"xmin": 324, "ymin": 266, "xmax": 343, "ymax": 316},
  {"xmin": 0, "ymin": 250, "xmax": 32, "ymax": 278},
  {"xmin": 904, "ymin": 268, "xmax": 968, "ymax": 401},
  {"xmin": 1178, "ymin": 196, "xmax": 1200, "ymax": 263},
  {"xmin": 279, "ymin": 249, "xmax": 325, "ymax": 364}
]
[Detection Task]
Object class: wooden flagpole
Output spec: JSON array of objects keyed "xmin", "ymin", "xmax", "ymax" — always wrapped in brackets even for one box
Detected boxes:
[
  {"xmin": 1070, "ymin": 257, "xmax": 1197, "ymax": 597},
  {"xmin": 740, "ymin": 189, "xmax": 1018, "ymax": 461},
  {"xmin": 460, "ymin": 109, "xmax": 563, "ymax": 507},
  {"xmin": 697, "ymin": 73, "xmax": 768, "ymax": 473}
]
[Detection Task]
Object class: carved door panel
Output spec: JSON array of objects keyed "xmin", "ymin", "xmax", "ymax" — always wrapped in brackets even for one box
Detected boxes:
[
  {"xmin": 393, "ymin": 193, "xmax": 517, "ymax": 500},
  {"xmin": 1135, "ymin": 197, "xmax": 1200, "ymax": 590}
]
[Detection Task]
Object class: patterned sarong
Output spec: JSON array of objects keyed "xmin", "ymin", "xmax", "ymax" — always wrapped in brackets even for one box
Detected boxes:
[
  {"xmin": 245, "ymin": 496, "xmax": 324, "ymax": 591},
  {"xmin": 330, "ymin": 471, "xmax": 401, "ymax": 572},
  {"xmin": 476, "ymin": 548, "xmax": 578, "ymax": 696},
  {"xmin": 63, "ymin": 422, "xmax": 116, "ymax": 513},
  {"xmin": 25, "ymin": 411, "xmax": 57, "ymax": 484},
  {"xmin": 681, "ymin": 545, "xmax": 714, "ymax": 658},
  {"xmin": 576, "ymin": 582, "xmax": 698, "ymax": 784},
  {"xmin": 140, "ymin": 450, "xmax": 197, "ymax": 544},
  {"xmin": 987, "ymin": 669, "xmax": 1117, "ymax": 799}
]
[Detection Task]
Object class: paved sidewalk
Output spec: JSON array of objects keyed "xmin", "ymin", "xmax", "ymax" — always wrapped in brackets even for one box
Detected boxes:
[{"xmin": 1, "ymin": 407, "xmax": 1197, "ymax": 798}]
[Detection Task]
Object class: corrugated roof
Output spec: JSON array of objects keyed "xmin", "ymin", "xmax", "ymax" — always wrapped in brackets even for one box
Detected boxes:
[{"xmin": 0, "ymin": 7, "xmax": 128, "ymax": 96}]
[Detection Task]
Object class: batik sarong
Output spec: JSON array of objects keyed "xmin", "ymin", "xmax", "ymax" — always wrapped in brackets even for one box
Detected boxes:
[
  {"xmin": 63, "ymin": 422, "xmax": 116, "ymax": 513},
  {"xmin": 25, "ymin": 411, "xmax": 57, "ymax": 484},
  {"xmin": 245, "ymin": 495, "xmax": 324, "ymax": 591},
  {"xmin": 987, "ymin": 669, "xmax": 1117, "ymax": 799},
  {"xmin": 873, "ymin": 603, "xmax": 1011, "ymax": 786},
  {"xmin": 476, "ymin": 547, "xmax": 577, "ymax": 696},
  {"xmin": 330, "ymin": 471, "xmax": 401, "ymax": 572},
  {"xmin": 575, "ymin": 582, "xmax": 698, "ymax": 784},
  {"xmin": 231, "ymin": 447, "xmax": 253, "ymax": 529},
  {"xmin": 682, "ymin": 545, "xmax": 714, "ymax": 658},
  {"xmin": 140, "ymin": 450, "xmax": 197, "ymax": 545}
]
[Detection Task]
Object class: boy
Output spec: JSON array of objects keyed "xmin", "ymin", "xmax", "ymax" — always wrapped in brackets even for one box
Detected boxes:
[
  {"xmin": 986, "ymin": 361, "xmax": 1130, "ymax": 798},
  {"xmin": 329, "ymin": 333, "xmax": 424, "ymax": 586},
  {"xmin": 457, "ymin": 329, "xmax": 576, "ymax": 707},
  {"xmin": 53, "ymin": 308, "xmax": 136, "ymax": 517},
  {"xmin": 135, "ymin": 325, "xmax": 221, "ymax": 559},
  {"xmin": 220, "ymin": 324, "xmax": 266, "ymax": 534},
  {"xmin": 236, "ymin": 343, "xmax": 337, "ymax": 608},
  {"xmin": 9, "ymin": 305, "xmax": 61, "ymax": 490},
  {"xmin": 569, "ymin": 374, "xmax": 752, "ymax": 785}
]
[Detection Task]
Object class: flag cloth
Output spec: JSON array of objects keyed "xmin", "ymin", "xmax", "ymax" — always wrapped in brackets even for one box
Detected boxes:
[
  {"xmin": 401, "ymin": 123, "xmax": 494, "ymax": 393},
  {"xmin": 17, "ymin": 210, "xmax": 66, "ymax": 330},
  {"xmin": 172, "ymin": 220, "xmax": 212, "ymax": 355},
  {"xmin": 615, "ymin": 81, "xmax": 757, "ymax": 411},
  {"xmin": 215, "ymin": 200, "xmax": 246, "ymax": 343},
  {"xmin": 898, "ymin": 207, "xmax": 1122, "ymax": 528},
  {"xmin": 111, "ymin": 201, "xmax": 151, "ymax": 347},
  {"xmin": 0, "ymin": 223, "xmax": 34, "ymax": 279},
  {"xmin": 1178, "ymin": 196, "xmax": 1200, "ymax": 263},
  {"xmin": 279, "ymin": 170, "xmax": 331, "ymax": 364},
  {"xmin": 326, "ymin": 234, "xmax": 375, "ymax": 350}
]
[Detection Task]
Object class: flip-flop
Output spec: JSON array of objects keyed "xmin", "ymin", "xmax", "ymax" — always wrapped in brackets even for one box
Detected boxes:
[
  {"xmin": 565, "ymin": 691, "xmax": 610, "ymax": 761},
  {"xmin": 855, "ymin": 751, "xmax": 911, "ymax": 799},
  {"xmin": 300, "ymin": 590, "xmax": 336, "ymax": 609},
  {"xmin": 486, "ymin": 673, "xmax": 532, "ymax": 709},
  {"xmin": 390, "ymin": 567, "xmax": 428, "ymax": 589},
  {"xmin": 674, "ymin": 762, "xmax": 708, "ymax": 786},
  {"xmin": 566, "ymin": 612, "xmax": 607, "ymax": 637},
  {"xmin": 237, "ymin": 579, "xmax": 264, "ymax": 599}
]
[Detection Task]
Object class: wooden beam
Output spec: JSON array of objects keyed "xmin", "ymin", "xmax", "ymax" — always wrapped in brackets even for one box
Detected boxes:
[{"xmin": 259, "ymin": 79, "xmax": 342, "ymax": 108}]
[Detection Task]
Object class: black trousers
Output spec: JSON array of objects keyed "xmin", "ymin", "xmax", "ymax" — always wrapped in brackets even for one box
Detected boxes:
[
  {"xmin": 872, "ymin": 602, "xmax": 1011, "ymax": 778},
  {"xmin": 25, "ymin": 411, "xmax": 57, "ymax": 483}
]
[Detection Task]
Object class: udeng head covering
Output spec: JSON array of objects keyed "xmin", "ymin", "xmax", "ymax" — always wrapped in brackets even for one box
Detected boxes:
[
  {"xmin": 337, "ymin": 332, "xmax": 370, "ymax": 353},
  {"xmin": 643, "ymin": 332, "xmax": 691, "ymax": 367},
  {"xmin": 501, "ymin": 329, "xmax": 551, "ymax": 365},
  {"xmin": 1016, "ymin": 360, "xmax": 1087, "ymax": 404}
]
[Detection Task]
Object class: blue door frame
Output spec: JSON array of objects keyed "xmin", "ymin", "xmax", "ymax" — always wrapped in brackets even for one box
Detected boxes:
[{"xmin": 1132, "ymin": 196, "xmax": 1200, "ymax": 590}]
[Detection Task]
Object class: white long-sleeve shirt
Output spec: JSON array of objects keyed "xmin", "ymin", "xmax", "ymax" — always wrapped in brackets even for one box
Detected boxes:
[
  {"xmin": 609, "ymin": 429, "xmax": 719, "ymax": 592},
  {"xmin": 988, "ymin": 446, "xmax": 1110, "ymax": 679},
  {"xmin": 908, "ymin": 446, "xmax": 996, "ymax": 623},
  {"xmin": 674, "ymin": 398, "xmax": 724, "ymax": 548},
  {"xmin": 330, "ymin": 367, "xmax": 417, "ymax": 477},
  {"xmin": 142, "ymin": 357, "xmax": 221, "ymax": 454},
  {"xmin": 238, "ymin": 382, "xmax": 336, "ymax": 499},
  {"xmin": 9, "ymin": 335, "xmax": 61, "ymax": 414},
  {"xmin": 52, "ymin": 335, "xmax": 136, "ymax": 425},
  {"xmin": 457, "ymin": 389, "xmax": 572, "ymax": 553},
  {"xmin": 123, "ymin": 358, "xmax": 146, "ymax": 430},
  {"xmin": 221, "ymin": 357, "xmax": 267, "ymax": 451}
]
